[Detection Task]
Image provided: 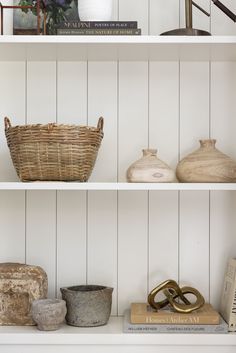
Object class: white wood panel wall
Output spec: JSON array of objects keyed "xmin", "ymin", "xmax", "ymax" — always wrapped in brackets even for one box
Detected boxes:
[
  {"xmin": 57, "ymin": 62, "xmax": 88, "ymax": 297},
  {"xmin": 0, "ymin": 0, "xmax": 236, "ymax": 316}
]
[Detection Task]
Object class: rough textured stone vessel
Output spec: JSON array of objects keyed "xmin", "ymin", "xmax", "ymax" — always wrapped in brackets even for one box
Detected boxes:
[
  {"xmin": 176, "ymin": 139, "xmax": 236, "ymax": 183},
  {"xmin": 32, "ymin": 299, "xmax": 67, "ymax": 331},
  {"xmin": 127, "ymin": 149, "xmax": 176, "ymax": 183},
  {"xmin": 0, "ymin": 263, "xmax": 48, "ymax": 325},
  {"xmin": 61, "ymin": 285, "xmax": 113, "ymax": 327}
]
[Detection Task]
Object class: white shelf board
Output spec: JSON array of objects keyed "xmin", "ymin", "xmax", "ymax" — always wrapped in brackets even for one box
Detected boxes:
[
  {"xmin": 0, "ymin": 182, "xmax": 236, "ymax": 191},
  {"xmin": 1, "ymin": 35, "xmax": 236, "ymax": 61},
  {"xmin": 0, "ymin": 317, "xmax": 235, "ymax": 346}
]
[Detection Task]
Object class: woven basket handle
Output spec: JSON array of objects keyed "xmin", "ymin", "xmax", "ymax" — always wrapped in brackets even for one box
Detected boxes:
[
  {"xmin": 4, "ymin": 117, "xmax": 12, "ymax": 130},
  {"xmin": 97, "ymin": 117, "xmax": 104, "ymax": 132}
]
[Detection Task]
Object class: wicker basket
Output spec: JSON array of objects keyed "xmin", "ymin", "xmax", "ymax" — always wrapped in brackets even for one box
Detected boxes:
[{"xmin": 4, "ymin": 117, "xmax": 104, "ymax": 182}]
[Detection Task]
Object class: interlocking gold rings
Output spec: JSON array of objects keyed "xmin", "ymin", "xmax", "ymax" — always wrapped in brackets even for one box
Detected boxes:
[{"xmin": 148, "ymin": 279, "xmax": 205, "ymax": 313}]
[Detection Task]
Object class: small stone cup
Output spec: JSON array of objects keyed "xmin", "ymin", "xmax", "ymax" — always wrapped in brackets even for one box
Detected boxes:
[
  {"xmin": 60, "ymin": 285, "xmax": 113, "ymax": 327},
  {"xmin": 32, "ymin": 299, "xmax": 67, "ymax": 331}
]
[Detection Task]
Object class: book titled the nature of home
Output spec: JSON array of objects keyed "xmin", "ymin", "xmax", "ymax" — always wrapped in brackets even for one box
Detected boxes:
[
  {"xmin": 220, "ymin": 258, "xmax": 236, "ymax": 332},
  {"xmin": 131, "ymin": 303, "xmax": 220, "ymax": 325},
  {"xmin": 124, "ymin": 310, "xmax": 228, "ymax": 334},
  {"xmin": 57, "ymin": 28, "xmax": 141, "ymax": 35}
]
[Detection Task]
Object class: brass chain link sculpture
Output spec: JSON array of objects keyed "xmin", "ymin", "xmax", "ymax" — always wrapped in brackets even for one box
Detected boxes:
[{"xmin": 148, "ymin": 279, "xmax": 205, "ymax": 313}]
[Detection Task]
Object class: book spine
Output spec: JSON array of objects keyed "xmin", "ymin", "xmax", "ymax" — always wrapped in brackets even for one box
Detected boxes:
[
  {"xmin": 124, "ymin": 310, "xmax": 227, "ymax": 334},
  {"xmin": 228, "ymin": 284, "xmax": 236, "ymax": 331},
  {"xmin": 59, "ymin": 21, "xmax": 138, "ymax": 29},
  {"xmin": 131, "ymin": 315, "xmax": 220, "ymax": 325},
  {"xmin": 57, "ymin": 28, "xmax": 141, "ymax": 35},
  {"xmin": 220, "ymin": 258, "xmax": 236, "ymax": 331},
  {"xmin": 124, "ymin": 325, "xmax": 227, "ymax": 334}
]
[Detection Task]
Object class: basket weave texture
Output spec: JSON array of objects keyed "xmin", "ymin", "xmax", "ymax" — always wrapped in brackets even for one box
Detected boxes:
[{"xmin": 4, "ymin": 117, "xmax": 104, "ymax": 182}]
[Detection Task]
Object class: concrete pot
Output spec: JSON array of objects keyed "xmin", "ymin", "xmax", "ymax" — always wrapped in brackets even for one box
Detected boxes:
[
  {"xmin": 61, "ymin": 285, "xmax": 113, "ymax": 327},
  {"xmin": 32, "ymin": 299, "xmax": 67, "ymax": 331}
]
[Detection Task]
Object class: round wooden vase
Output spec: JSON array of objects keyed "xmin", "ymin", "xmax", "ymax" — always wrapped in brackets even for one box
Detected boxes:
[
  {"xmin": 78, "ymin": 0, "xmax": 113, "ymax": 21},
  {"xmin": 176, "ymin": 139, "xmax": 236, "ymax": 183},
  {"xmin": 127, "ymin": 149, "xmax": 176, "ymax": 183}
]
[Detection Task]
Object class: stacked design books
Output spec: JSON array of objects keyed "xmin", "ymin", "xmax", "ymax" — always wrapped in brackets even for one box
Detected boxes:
[
  {"xmin": 123, "ymin": 303, "xmax": 228, "ymax": 333},
  {"xmin": 57, "ymin": 21, "xmax": 141, "ymax": 35}
]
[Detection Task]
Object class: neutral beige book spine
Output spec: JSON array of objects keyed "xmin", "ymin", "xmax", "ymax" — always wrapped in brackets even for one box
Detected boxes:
[
  {"xmin": 131, "ymin": 303, "xmax": 220, "ymax": 325},
  {"xmin": 130, "ymin": 314, "xmax": 220, "ymax": 325}
]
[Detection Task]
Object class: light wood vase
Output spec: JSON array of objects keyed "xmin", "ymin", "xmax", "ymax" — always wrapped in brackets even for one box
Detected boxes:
[
  {"xmin": 176, "ymin": 139, "xmax": 236, "ymax": 183},
  {"xmin": 127, "ymin": 149, "xmax": 176, "ymax": 183}
]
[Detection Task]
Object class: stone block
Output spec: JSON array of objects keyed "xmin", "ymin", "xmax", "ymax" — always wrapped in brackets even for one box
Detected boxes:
[{"xmin": 0, "ymin": 263, "xmax": 48, "ymax": 325}]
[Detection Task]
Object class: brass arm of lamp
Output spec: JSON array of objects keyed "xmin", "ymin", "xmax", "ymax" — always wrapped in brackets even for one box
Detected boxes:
[
  {"xmin": 162, "ymin": 0, "xmax": 236, "ymax": 36},
  {"xmin": 212, "ymin": 0, "xmax": 236, "ymax": 22}
]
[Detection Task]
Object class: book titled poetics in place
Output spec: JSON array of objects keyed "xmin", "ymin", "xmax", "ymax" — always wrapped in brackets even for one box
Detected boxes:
[
  {"xmin": 56, "ymin": 21, "xmax": 141, "ymax": 35},
  {"xmin": 131, "ymin": 303, "xmax": 220, "ymax": 325},
  {"xmin": 58, "ymin": 21, "xmax": 138, "ymax": 29}
]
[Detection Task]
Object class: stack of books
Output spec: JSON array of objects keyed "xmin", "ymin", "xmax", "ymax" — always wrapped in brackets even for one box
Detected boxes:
[
  {"xmin": 56, "ymin": 21, "xmax": 141, "ymax": 36},
  {"xmin": 124, "ymin": 303, "xmax": 228, "ymax": 333}
]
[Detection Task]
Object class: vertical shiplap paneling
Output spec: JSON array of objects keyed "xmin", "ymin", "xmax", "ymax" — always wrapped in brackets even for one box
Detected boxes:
[
  {"xmin": 57, "ymin": 191, "xmax": 87, "ymax": 292},
  {"xmin": 0, "ymin": 63, "xmax": 25, "ymax": 181},
  {"xmin": 118, "ymin": 0, "xmax": 149, "ymax": 315},
  {"xmin": 0, "ymin": 62, "xmax": 26, "ymax": 263},
  {"xmin": 112, "ymin": 0, "xmax": 118, "ymax": 21},
  {"xmin": 210, "ymin": 62, "xmax": 236, "ymax": 309},
  {"xmin": 87, "ymin": 190, "xmax": 117, "ymax": 314},
  {"xmin": 118, "ymin": 189, "xmax": 148, "ymax": 314},
  {"xmin": 150, "ymin": 0, "xmax": 179, "ymax": 35},
  {"xmin": 148, "ymin": 61, "xmax": 179, "ymax": 289},
  {"xmin": 119, "ymin": 0, "xmax": 149, "ymax": 34},
  {"xmin": 57, "ymin": 62, "xmax": 88, "ymax": 295},
  {"xmin": 118, "ymin": 61, "xmax": 148, "ymax": 314},
  {"xmin": 179, "ymin": 62, "xmax": 210, "ymax": 301},
  {"xmin": 180, "ymin": 0, "xmax": 210, "ymax": 33},
  {"xmin": 211, "ymin": 0, "xmax": 236, "ymax": 35},
  {"xmin": 149, "ymin": 62, "xmax": 179, "ymax": 170},
  {"xmin": 88, "ymin": 63, "xmax": 117, "ymax": 183},
  {"xmin": 210, "ymin": 190, "xmax": 236, "ymax": 309},
  {"xmin": 87, "ymin": 62, "xmax": 118, "ymax": 314},
  {"xmin": 118, "ymin": 61, "xmax": 148, "ymax": 181},
  {"xmin": 209, "ymin": 0, "xmax": 236, "ymax": 309},
  {"xmin": 149, "ymin": 2, "xmax": 180, "ymax": 291},
  {"xmin": 26, "ymin": 62, "xmax": 57, "ymax": 298}
]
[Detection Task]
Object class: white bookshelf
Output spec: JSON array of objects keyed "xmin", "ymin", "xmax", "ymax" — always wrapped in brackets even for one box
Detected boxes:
[
  {"xmin": 0, "ymin": 318, "xmax": 235, "ymax": 346},
  {"xmin": 0, "ymin": 35, "xmax": 236, "ymax": 61},
  {"xmin": 1, "ymin": 1, "xmax": 236, "ymax": 352},
  {"xmin": 0, "ymin": 182, "xmax": 236, "ymax": 191}
]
